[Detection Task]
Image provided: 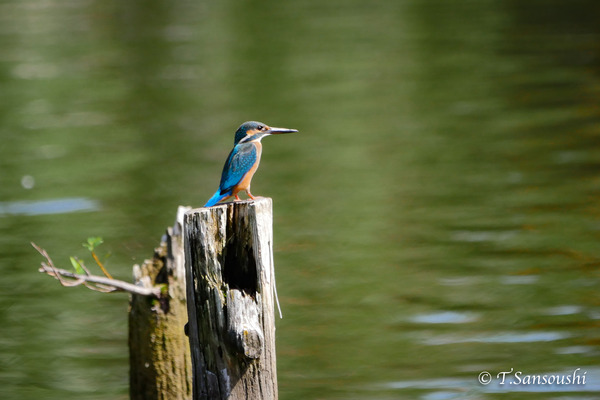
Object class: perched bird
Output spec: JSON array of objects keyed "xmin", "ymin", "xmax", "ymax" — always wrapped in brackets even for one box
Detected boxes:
[{"xmin": 204, "ymin": 121, "xmax": 298, "ymax": 207}]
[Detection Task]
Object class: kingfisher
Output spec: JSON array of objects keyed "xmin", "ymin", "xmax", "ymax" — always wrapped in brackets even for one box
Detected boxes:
[{"xmin": 204, "ymin": 121, "xmax": 298, "ymax": 207}]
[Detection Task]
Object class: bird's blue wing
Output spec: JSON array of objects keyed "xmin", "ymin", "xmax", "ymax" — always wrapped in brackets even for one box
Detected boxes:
[{"xmin": 218, "ymin": 143, "xmax": 257, "ymax": 193}]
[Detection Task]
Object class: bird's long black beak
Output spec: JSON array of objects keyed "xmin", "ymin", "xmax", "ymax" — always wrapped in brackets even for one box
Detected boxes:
[{"xmin": 265, "ymin": 127, "xmax": 298, "ymax": 135}]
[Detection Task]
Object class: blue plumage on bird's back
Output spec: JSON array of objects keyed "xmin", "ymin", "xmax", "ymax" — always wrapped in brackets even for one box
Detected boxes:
[{"xmin": 219, "ymin": 143, "xmax": 258, "ymax": 193}]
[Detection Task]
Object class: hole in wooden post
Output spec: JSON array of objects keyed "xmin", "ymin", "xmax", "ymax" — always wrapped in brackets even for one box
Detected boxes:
[{"xmin": 222, "ymin": 240, "xmax": 258, "ymax": 296}]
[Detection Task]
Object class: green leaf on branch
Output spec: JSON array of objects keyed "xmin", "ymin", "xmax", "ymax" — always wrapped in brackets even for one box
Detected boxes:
[
  {"xmin": 70, "ymin": 257, "xmax": 85, "ymax": 275},
  {"xmin": 83, "ymin": 237, "xmax": 103, "ymax": 252}
]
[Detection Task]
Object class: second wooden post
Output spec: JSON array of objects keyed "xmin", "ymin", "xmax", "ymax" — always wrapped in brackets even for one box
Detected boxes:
[{"xmin": 183, "ymin": 198, "xmax": 278, "ymax": 400}]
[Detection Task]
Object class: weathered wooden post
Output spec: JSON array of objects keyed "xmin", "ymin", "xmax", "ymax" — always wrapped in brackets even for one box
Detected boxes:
[
  {"xmin": 184, "ymin": 198, "xmax": 278, "ymax": 400},
  {"xmin": 129, "ymin": 206, "xmax": 193, "ymax": 400}
]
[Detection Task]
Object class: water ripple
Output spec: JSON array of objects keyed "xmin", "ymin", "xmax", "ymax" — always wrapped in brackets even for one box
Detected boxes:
[
  {"xmin": 0, "ymin": 198, "xmax": 100, "ymax": 216},
  {"xmin": 422, "ymin": 331, "xmax": 570, "ymax": 345},
  {"xmin": 410, "ymin": 311, "xmax": 478, "ymax": 324}
]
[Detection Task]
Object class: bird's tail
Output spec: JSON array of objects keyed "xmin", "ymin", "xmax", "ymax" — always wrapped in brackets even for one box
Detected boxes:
[{"xmin": 204, "ymin": 190, "xmax": 231, "ymax": 207}]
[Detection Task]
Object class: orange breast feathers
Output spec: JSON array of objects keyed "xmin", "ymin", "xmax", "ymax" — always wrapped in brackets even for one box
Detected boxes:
[{"xmin": 234, "ymin": 141, "xmax": 262, "ymax": 192}]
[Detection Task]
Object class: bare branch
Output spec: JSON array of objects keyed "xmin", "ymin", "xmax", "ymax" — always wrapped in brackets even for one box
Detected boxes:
[{"xmin": 32, "ymin": 242, "xmax": 161, "ymax": 298}]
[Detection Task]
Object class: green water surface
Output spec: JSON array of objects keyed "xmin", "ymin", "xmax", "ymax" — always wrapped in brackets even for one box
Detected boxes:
[{"xmin": 1, "ymin": 1, "xmax": 599, "ymax": 399}]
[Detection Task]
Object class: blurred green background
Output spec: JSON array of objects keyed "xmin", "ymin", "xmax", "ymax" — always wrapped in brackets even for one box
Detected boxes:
[{"xmin": 1, "ymin": 0, "xmax": 599, "ymax": 399}]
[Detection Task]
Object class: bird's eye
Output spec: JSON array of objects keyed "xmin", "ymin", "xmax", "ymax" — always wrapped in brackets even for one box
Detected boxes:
[{"xmin": 257, "ymin": 125, "xmax": 264, "ymax": 130}]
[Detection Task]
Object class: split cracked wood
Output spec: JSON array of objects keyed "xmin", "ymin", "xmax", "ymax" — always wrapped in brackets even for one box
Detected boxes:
[{"xmin": 184, "ymin": 198, "xmax": 278, "ymax": 400}]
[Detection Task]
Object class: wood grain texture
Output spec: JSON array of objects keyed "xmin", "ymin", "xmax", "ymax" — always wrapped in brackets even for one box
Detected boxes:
[{"xmin": 184, "ymin": 198, "xmax": 277, "ymax": 400}]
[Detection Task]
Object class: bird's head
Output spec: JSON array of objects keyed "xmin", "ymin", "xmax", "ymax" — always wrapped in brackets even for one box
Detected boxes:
[{"xmin": 234, "ymin": 121, "xmax": 298, "ymax": 144}]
